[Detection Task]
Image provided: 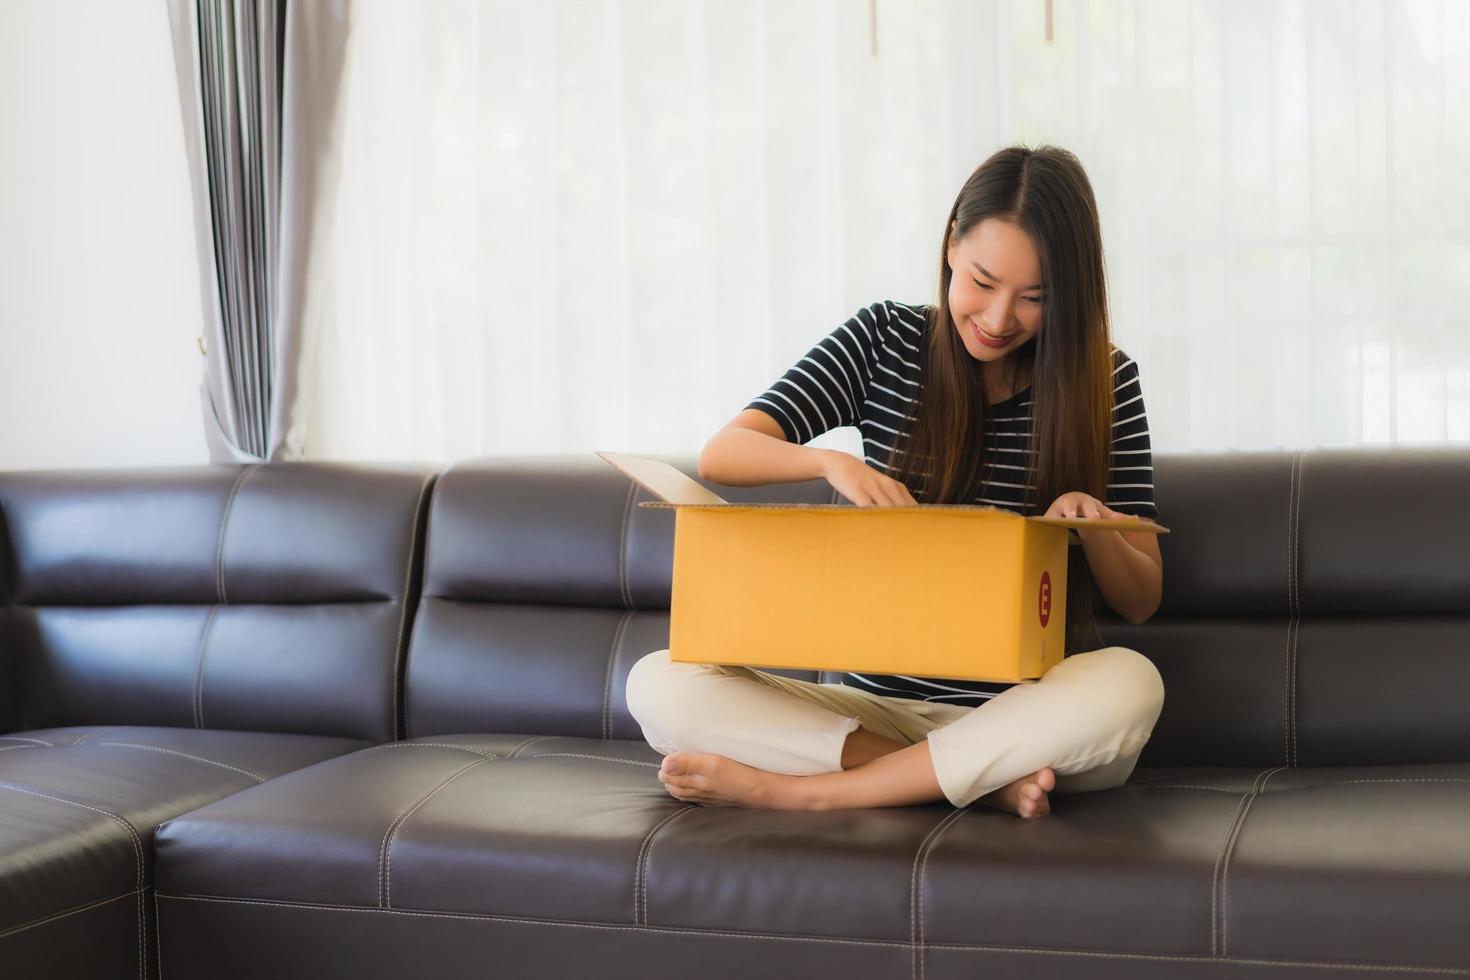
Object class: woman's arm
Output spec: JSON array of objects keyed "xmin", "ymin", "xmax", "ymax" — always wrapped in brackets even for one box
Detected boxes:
[
  {"xmin": 700, "ymin": 409, "xmax": 917, "ymax": 505},
  {"xmin": 1076, "ymin": 527, "xmax": 1163, "ymax": 625},
  {"xmin": 697, "ymin": 409, "xmax": 840, "ymax": 486}
]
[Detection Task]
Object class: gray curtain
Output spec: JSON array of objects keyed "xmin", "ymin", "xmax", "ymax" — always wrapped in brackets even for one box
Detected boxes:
[{"xmin": 168, "ymin": 0, "xmax": 350, "ymax": 461}]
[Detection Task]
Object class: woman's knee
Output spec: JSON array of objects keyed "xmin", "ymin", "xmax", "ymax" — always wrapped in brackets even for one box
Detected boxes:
[
  {"xmin": 624, "ymin": 649, "xmax": 718, "ymax": 733},
  {"xmin": 624, "ymin": 649, "xmax": 675, "ymax": 722},
  {"xmin": 1105, "ymin": 646, "xmax": 1165, "ymax": 718},
  {"xmin": 1074, "ymin": 646, "xmax": 1165, "ymax": 723}
]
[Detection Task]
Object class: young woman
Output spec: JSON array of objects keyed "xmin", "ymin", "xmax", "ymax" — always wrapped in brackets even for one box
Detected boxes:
[{"xmin": 624, "ymin": 145, "xmax": 1165, "ymax": 818}]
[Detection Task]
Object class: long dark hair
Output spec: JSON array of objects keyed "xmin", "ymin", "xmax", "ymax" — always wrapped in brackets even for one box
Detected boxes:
[{"xmin": 888, "ymin": 144, "xmax": 1115, "ymax": 655}]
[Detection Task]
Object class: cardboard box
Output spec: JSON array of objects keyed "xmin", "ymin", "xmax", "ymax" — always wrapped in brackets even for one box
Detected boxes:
[{"xmin": 598, "ymin": 451, "xmax": 1168, "ymax": 684}]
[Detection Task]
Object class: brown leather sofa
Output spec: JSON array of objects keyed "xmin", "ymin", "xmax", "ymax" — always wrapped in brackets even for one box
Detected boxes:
[{"xmin": 2, "ymin": 449, "xmax": 1467, "ymax": 980}]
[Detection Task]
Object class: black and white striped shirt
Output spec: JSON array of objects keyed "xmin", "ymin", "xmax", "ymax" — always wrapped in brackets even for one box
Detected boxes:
[{"xmin": 745, "ymin": 299, "xmax": 1157, "ymax": 708}]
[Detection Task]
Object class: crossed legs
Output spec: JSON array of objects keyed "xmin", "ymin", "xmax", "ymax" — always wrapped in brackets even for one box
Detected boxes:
[
  {"xmin": 656, "ymin": 724, "xmax": 1058, "ymax": 816},
  {"xmin": 624, "ymin": 648, "xmax": 1163, "ymax": 814}
]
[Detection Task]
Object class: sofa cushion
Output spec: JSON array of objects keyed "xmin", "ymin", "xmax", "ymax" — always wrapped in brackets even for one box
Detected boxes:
[
  {"xmin": 155, "ymin": 738, "xmax": 1249, "ymax": 941},
  {"xmin": 0, "ymin": 725, "xmax": 369, "ymax": 975},
  {"xmin": 1206, "ymin": 764, "xmax": 1470, "ymax": 969},
  {"xmin": 154, "ymin": 735, "xmax": 1470, "ymax": 973},
  {"xmin": 153, "ymin": 734, "xmax": 639, "ymax": 911}
]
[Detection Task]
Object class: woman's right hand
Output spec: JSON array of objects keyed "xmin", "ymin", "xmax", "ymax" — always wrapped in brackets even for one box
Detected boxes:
[{"xmin": 820, "ymin": 451, "xmax": 919, "ymax": 507}]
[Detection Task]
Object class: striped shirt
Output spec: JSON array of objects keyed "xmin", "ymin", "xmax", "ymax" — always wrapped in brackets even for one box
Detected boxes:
[{"xmin": 745, "ymin": 299, "xmax": 1157, "ymax": 708}]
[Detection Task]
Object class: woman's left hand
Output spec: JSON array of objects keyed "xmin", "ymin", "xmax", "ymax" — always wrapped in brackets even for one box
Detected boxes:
[
  {"xmin": 1044, "ymin": 492, "xmax": 1130, "ymax": 543},
  {"xmin": 1044, "ymin": 492, "xmax": 1127, "ymax": 522}
]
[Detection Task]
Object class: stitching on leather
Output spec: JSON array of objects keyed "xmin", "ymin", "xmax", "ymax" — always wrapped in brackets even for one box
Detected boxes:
[
  {"xmin": 522, "ymin": 753, "xmax": 659, "ymax": 768},
  {"xmin": 379, "ymin": 758, "xmax": 494, "ymax": 908},
  {"xmin": 1213, "ymin": 771, "xmax": 1265, "ymax": 955},
  {"xmin": 0, "ymin": 781, "xmax": 144, "ymax": 980},
  {"xmin": 72, "ymin": 730, "xmax": 96, "ymax": 745},
  {"xmin": 0, "ymin": 887, "xmax": 144, "ymax": 941},
  {"xmin": 1069, "ymin": 778, "xmax": 1470, "ymax": 791},
  {"xmin": 1287, "ymin": 448, "xmax": 1298, "ymax": 618},
  {"xmin": 506, "ymin": 735, "xmax": 558, "ymax": 758},
  {"xmin": 602, "ymin": 610, "xmax": 632, "ymax": 740},
  {"xmin": 96, "ymin": 741, "xmax": 267, "ymax": 782},
  {"xmin": 0, "ymin": 735, "xmax": 54, "ymax": 746},
  {"xmin": 1286, "ymin": 617, "xmax": 1298, "ymax": 768},
  {"xmin": 192, "ymin": 604, "xmax": 221, "ymax": 729},
  {"xmin": 618, "ymin": 479, "xmax": 637, "ymax": 611},
  {"xmin": 216, "ymin": 464, "xmax": 258, "ymax": 605},
  {"xmin": 1285, "ymin": 450, "xmax": 1297, "ymax": 769},
  {"xmin": 634, "ymin": 804, "xmax": 698, "ymax": 926},
  {"xmin": 1327, "ymin": 778, "xmax": 1470, "ymax": 785},
  {"xmin": 912, "ymin": 807, "xmax": 970, "ymax": 980},
  {"xmin": 392, "ymin": 472, "xmax": 437, "ymax": 742},
  {"xmin": 1222, "ymin": 767, "xmax": 1287, "ymax": 956},
  {"xmin": 1217, "ymin": 767, "xmax": 1287, "ymax": 957},
  {"xmin": 373, "ymin": 737, "xmax": 643, "ymax": 760},
  {"xmin": 1210, "ymin": 771, "xmax": 1263, "ymax": 956},
  {"xmin": 368, "ymin": 742, "xmax": 504, "ymax": 759},
  {"xmin": 155, "ymin": 893, "xmax": 1470, "ymax": 973},
  {"xmin": 414, "ymin": 468, "xmax": 441, "ymax": 738},
  {"xmin": 153, "ymin": 889, "xmax": 163, "ymax": 980},
  {"xmin": 1287, "ymin": 449, "xmax": 1299, "ymax": 769},
  {"xmin": 1287, "ymin": 449, "xmax": 1299, "ymax": 764},
  {"xmin": 0, "ymin": 744, "xmax": 40, "ymax": 754}
]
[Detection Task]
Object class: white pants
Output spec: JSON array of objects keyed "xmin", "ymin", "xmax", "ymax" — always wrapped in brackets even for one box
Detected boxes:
[{"xmin": 624, "ymin": 647, "xmax": 1166, "ymax": 809}]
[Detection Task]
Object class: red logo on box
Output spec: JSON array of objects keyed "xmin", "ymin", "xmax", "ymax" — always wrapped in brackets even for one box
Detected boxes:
[{"xmin": 1038, "ymin": 571, "xmax": 1052, "ymax": 627}]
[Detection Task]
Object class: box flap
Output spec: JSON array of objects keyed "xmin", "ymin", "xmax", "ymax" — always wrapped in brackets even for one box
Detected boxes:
[
  {"xmin": 596, "ymin": 451, "xmax": 729, "ymax": 505},
  {"xmin": 599, "ymin": 451, "xmax": 1168, "ymax": 534},
  {"xmin": 638, "ymin": 498, "xmax": 1167, "ymax": 533}
]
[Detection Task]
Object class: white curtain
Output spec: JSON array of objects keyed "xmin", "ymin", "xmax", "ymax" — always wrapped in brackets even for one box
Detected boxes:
[
  {"xmin": 303, "ymin": 0, "xmax": 1470, "ymax": 464},
  {"xmin": 168, "ymin": 0, "xmax": 352, "ymax": 462}
]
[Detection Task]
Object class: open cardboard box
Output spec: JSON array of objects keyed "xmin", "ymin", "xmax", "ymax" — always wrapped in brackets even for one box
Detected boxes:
[{"xmin": 599, "ymin": 451, "xmax": 1168, "ymax": 684}]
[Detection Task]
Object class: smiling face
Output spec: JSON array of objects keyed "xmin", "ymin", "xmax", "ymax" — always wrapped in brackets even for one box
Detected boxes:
[{"xmin": 945, "ymin": 217, "xmax": 1045, "ymax": 377}]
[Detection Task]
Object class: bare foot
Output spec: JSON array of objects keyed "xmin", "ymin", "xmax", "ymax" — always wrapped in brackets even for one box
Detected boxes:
[
  {"xmin": 657, "ymin": 751, "xmax": 813, "ymax": 810},
  {"xmin": 978, "ymin": 767, "xmax": 1056, "ymax": 818}
]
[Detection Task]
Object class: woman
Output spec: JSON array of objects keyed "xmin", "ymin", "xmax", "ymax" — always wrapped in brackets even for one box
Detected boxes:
[{"xmin": 624, "ymin": 145, "xmax": 1165, "ymax": 818}]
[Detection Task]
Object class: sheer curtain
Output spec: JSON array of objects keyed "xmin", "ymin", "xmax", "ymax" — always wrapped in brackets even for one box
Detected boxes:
[{"xmin": 303, "ymin": 0, "xmax": 1470, "ymax": 464}]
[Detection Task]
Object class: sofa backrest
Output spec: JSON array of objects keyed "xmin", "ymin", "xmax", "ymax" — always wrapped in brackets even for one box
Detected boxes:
[
  {"xmin": 5, "ymin": 448, "xmax": 1463, "ymax": 765},
  {"xmin": 1108, "ymin": 445, "xmax": 1470, "ymax": 768},
  {"xmin": 0, "ymin": 462, "xmax": 436, "ymax": 742},
  {"xmin": 0, "ymin": 508, "xmax": 13, "ymax": 734},
  {"xmin": 405, "ymin": 448, "xmax": 1470, "ymax": 769}
]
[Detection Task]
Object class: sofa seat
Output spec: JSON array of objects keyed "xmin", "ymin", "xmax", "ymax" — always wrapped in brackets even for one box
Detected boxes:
[
  {"xmin": 0, "ymin": 725, "xmax": 370, "ymax": 976},
  {"xmin": 152, "ymin": 733, "xmax": 1470, "ymax": 978}
]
